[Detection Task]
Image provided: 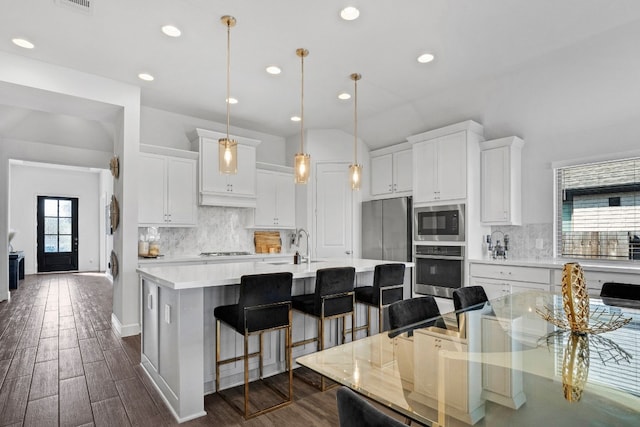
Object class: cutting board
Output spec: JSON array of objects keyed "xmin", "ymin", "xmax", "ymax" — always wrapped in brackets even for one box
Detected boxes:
[{"xmin": 254, "ymin": 231, "xmax": 282, "ymax": 253}]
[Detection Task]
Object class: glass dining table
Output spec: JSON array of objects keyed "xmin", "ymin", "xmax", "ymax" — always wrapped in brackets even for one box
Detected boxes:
[{"xmin": 296, "ymin": 291, "xmax": 640, "ymax": 426}]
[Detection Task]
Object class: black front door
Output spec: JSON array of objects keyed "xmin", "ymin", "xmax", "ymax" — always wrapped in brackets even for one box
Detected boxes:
[{"xmin": 37, "ymin": 196, "xmax": 79, "ymax": 272}]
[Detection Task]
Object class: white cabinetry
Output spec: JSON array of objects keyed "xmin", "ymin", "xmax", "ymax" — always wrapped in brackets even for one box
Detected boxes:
[
  {"xmin": 551, "ymin": 268, "xmax": 640, "ymax": 296},
  {"xmin": 469, "ymin": 263, "xmax": 551, "ymax": 300},
  {"xmin": 480, "ymin": 137, "xmax": 524, "ymax": 225},
  {"xmin": 370, "ymin": 146, "xmax": 412, "ymax": 197},
  {"xmin": 481, "ymin": 316, "xmax": 526, "ymax": 409},
  {"xmin": 191, "ymin": 128, "xmax": 260, "ymax": 208},
  {"xmin": 412, "ymin": 132, "xmax": 468, "ymax": 203},
  {"xmin": 138, "ymin": 147, "xmax": 197, "ymax": 227},
  {"xmin": 254, "ymin": 167, "xmax": 295, "ymax": 228},
  {"xmin": 413, "ymin": 326, "xmax": 484, "ymax": 424}
]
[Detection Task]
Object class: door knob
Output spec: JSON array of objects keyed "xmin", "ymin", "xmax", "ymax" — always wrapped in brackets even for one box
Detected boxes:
[{"xmin": 345, "ymin": 250, "xmax": 352, "ymax": 255}]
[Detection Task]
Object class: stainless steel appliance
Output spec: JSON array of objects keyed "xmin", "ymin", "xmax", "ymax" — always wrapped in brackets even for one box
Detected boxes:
[
  {"xmin": 414, "ymin": 245, "xmax": 464, "ymax": 298},
  {"xmin": 414, "ymin": 204, "xmax": 465, "ymax": 242},
  {"xmin": 362, "ymin": 197, "xmax": 412, "ymax": 262}
]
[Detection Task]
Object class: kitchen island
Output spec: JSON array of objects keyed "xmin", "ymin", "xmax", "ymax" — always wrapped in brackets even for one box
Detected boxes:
[{"xmin": 136, "ymin": 258, "xmax": 413, "ymax": 422}]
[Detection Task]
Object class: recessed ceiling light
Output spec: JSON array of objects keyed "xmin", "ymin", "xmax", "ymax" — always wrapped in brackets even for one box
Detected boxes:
[
  {"xmin": 338, "ymin": 92, "xmax": 351, "ymax": 100},
  {"xmin": 12, "ymin": 38, "xmax": 34, "ymax": 49},
  {"xmin": 226, "ymin": 97, "xmax": 238, "ymax": 104},
  {"xmin": 266, "ymin": 65, "xmax": 282, "ymax": 75},
  {"xmin": 161, "ymin": 25, "xmax": 182, "ymax": 37},
  {"xmin": 138, "ymin": 73, "xmax": 155, "ymax": 81},
  {"xmin": 340, "ymin": 6, "xmax": 360, "ymax": 21},
  {"xmin": 417, "ymin": 53, "xmax": 435, "ymax": 64},
  {"xmin": 290, "ymin": 116, "xmax": 301, "ymax": 122}
]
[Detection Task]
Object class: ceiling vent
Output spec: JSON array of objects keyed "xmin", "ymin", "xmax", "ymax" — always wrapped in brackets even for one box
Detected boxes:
[{"xmin": 54, "ymin": 0, "xmax": 93, "ymax": 15}]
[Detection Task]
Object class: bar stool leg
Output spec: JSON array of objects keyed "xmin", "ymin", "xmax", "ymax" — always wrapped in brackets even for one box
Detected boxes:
[
  {"xmin": 244, "ymin": 331, "xmax": 250, "ymax": 417},
  {"xmin": 287, "ymin": 310, "xmax": 293, "ymax": 400},
  {"xmin": 351, "ymin": 312, "xmax": 355, "ymax": 342},
  {"xmin": 366, "ymin": 306, "xmax": 371, "ymax": 336},
  {"xmin": 215, "ymin": 319, "xmax": 221, "ymax": 392},
  {"xmin": 379, "ymin": 302, "xmax": 384, "ymax": 334},
  {"xmin": 259, "ymin": 332, "xmax": 264, "ymax": 378}
]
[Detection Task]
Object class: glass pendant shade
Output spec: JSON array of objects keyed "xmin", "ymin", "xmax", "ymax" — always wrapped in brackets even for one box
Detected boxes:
[
  {"xmin": 294, "ymin": 152, "xmax": 311, "ymax": 184},
  {"xmin": 350, "ymin": 163, "xmax": 362, "ymax": 190},
  {"xmin": 218, "ymin": 137, "xmax": 237, "ymax": 174}
]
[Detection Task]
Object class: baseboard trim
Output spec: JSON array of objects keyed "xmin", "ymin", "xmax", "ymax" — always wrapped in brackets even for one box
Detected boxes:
[{"xmin": 111, "ymin": 312, "xmax": 140, "ymax": 337}]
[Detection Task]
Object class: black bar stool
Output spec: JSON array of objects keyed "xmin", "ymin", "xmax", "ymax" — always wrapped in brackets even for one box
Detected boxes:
[
  {"xmin": 354, "ymin": 263, "xmax": 405, "ymax": 336},
  {"xmin": 292, "ymin": 266, "xmax": 356, "ymax": 390},
  {"xmin": 214, "ymin": 272, "xmax": 293, "ymax": 419}
]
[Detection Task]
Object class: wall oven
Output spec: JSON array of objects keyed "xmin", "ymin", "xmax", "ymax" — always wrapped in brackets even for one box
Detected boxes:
[
  {"xmin": 414, "ymin": 245, "xmax": 464, "ymax": 299},
  {"xmin": 414, "ymin": 204, "xmax": 465, "ymax": 242}
]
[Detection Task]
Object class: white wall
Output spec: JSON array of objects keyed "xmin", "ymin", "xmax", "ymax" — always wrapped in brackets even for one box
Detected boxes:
[
  {"xmin": 140, "ymin": 106, "xmax": 287, "ymax": 165},
  {"xmin": 288, "ymin": 129, "xmax": 370, "ymax": 258},
  {"xmin": 9, "ymin": 163, "xmax": 102, "ymax": 274}
]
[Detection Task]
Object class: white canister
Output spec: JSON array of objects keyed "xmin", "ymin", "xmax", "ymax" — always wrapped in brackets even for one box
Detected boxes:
[{"xmin": 138, "ymin": 240, "xmax": 149, "ymax": 256}]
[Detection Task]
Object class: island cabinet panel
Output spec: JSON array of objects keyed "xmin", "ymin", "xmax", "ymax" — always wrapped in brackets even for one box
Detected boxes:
[{"xmin": 142, "ymin": 280, "xmax": 159, "ymax": 370}]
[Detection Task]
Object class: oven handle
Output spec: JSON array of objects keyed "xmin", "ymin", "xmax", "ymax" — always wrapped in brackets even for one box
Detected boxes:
[{"xmin": 415, "ymin": 255, "xmax": 465, "ymax": 261}]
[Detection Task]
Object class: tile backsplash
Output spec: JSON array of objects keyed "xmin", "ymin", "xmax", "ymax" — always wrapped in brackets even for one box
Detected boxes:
[
  {"xmin": 138, "ymin": 206, "xmax": 291, "ymax": 257},
  {"xmin": 488, "ymin": 223, "xmax": 553, "ymax": 259}
]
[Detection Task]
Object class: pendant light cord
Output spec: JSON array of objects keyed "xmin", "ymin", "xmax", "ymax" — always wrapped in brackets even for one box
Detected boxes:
[
  {"xmin": 300, "ymin": 52, "xmax": 305, "ymax": 152},
  {"xmin": 353, "ymin": 76, "xmax": 358, "ymax": 163},
  {"xmin": 225, "ymin": 20, "xmax": 231, "ymax": 140}
]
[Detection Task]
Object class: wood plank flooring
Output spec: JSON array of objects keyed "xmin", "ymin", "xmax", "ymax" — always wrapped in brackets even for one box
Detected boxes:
[{"xmin": 0, "ymin": 273, "xmax": 410, "ymax": 426}]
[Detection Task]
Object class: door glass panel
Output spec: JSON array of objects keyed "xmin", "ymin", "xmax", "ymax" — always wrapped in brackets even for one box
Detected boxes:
[
  {"xmin": 59, "ymin": 235, "xmax": 72, "ymax": 252},
  {"xmin": 59, "ymin": 200, "xmax": 72, "ymax": 217},
  {"xmin": 45, "ymin": 235, "xmax": 58, "ymax": 252},
  {"xmin": 59, "ymin": 217, "xmax": 72, "ymax": 234},
  {"xmin": 45, "ymin": 199, "xmax": 58, "ymax": 216},
  {"xmin": 45, "ymin": 217, "xmax": 58, "ymax": 234}
]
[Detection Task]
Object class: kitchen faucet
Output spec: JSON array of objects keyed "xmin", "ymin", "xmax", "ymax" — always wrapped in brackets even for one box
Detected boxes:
[
  {"xmin": 296, "ymin": 228, "xmax": 311, "ymax": 264},
  {"xmin": 486, "ymin": 231, "xmax": 509, "ymax": 260}
]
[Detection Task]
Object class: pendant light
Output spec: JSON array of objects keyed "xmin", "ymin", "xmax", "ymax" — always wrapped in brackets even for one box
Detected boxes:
[
  {"xmin": 219, "ymin": 15, "xmax": 238, "ymax": 174},
  {"xmin": 294, "ymin": 48, "xmax": 311, "ymax": 184},
  {"xmin": 349, "ymin": 73, "xmax": 362, "ymax": 190}
]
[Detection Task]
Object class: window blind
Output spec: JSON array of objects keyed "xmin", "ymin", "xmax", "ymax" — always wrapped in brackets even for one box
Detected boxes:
[{"xmin": 556, "ymin": 158, "xmax": 640, "ymax": 260}]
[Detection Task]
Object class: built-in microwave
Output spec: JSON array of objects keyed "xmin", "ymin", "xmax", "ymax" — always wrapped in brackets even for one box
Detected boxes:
[{"xmin": 414, "ymin": 204, "xmax": 465, "ymax": 242}]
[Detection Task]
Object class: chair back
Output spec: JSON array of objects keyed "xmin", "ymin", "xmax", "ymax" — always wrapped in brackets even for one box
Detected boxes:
[
  {"xmin": 336, "ymin": 386, "xmax": 406, "ymax": 427},
  {"xmin": 453, "ymin": 286, "xmax": 488, "ymax": 312},
  {"xmin": 372, "ymin": 263, "xmax": 405, "ymax": 305},
  {"xmin": 600, "ymin": 282, "xmax": 640, "ymax": 303},
  {"xmin": 314, "ymin": 267, "xmax": 355, "ymax": 317},
  {"xmin": 388, "ymin": 297, "xmax": 441, "ymax": 338},
  {"xmin": 238, "ymin": 272, "xmax": 293, "ymax": 333}
]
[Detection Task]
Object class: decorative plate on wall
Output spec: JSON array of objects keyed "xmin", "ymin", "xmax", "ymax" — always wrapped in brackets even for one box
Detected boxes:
[
  {"xmin": 110, "ymin": 195, "xmax": 120, "ymax": 231},
  {"xmin": 110, "ymin": 250, "xmax": 119, "ymax": 279},
  {"xmin": 110, "ymin": 156, "xmax": 120, "ymax": 178}
]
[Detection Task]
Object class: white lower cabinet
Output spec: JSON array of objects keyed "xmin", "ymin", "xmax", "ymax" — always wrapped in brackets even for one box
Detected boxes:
[
  {"xmin": 481, "ymin": 316, "xmax": 526, "ymax": 409},
  {"xmin": 142, "ymin": 280, "xmax": 159, "ymax": 370},
  {"xmin": 413, "ymin": 327, "xmax": 484, "ymax": 424},
  {"xmin": 551, "ymin": 268, "xmax": 640, "ymax": 296},
  {"xmin": 469, "ymin": 263, "xmax": 551, "ymax": 299}
]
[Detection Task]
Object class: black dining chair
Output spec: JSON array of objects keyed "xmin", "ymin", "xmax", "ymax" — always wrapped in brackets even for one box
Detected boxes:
[
  {"xmin": 354, "ymin": 263, "xmax": 405, "ymax": 336},
  {"xmin": 292, "ymin": 267, "xmax": 356, "ymax": 390},
  {"xmin": 600, "ymin": 282, "xmax": 640, "ymax": 307},
  {"xmin": 214, "ymin": 272, "xmax": 293, "ymax": 419},
  {"xmin": 387, "ymin": 296, "xmax": 443, "ymax": 338},
  {"xmin": 453, "ymin": 285, "xmax": 489, "ymax": 312},
  {"xmin": 336, "ymin": 386, "xmax": 406, "ymax": 427}
]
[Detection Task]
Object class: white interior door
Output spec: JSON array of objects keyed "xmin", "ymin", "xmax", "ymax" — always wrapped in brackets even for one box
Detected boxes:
[{"xmin": 315, "ymin": 162, "xmax": 353, "ymax": 258}]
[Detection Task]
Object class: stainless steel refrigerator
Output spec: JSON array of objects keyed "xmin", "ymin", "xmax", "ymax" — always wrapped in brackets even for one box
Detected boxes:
[{"xmin": 362, "ymin": 197, "xmax": 412, "ymax": 261}]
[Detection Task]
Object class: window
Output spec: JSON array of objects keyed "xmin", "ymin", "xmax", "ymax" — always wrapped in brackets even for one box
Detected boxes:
[{"xmin": 556, "ymin": 158, "xmax": 640, "ymax": 260}]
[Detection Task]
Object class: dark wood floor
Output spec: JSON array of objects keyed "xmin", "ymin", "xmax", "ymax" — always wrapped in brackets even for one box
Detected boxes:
[{"xmin": 0, "ymin": 273, "xmax": 406, "ymax": 426}]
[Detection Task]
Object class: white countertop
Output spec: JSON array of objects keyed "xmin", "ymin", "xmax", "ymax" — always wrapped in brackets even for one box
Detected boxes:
[
  {"xmin": 137, "ymin": 258, "xmax": 414, "ymax": 290},
  {"xmin": 469, "ymin": 257, "xmax": 640, "ymax": 273}
]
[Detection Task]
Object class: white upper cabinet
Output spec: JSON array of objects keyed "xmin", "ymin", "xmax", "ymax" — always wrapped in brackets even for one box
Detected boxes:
[
  {"xmin": 412, "ymin": 131, "xmax": 467, "ymax": 203},
  {"xmin": 254, "ymin": 168, "xmax": 295, "ymax": 228},
  {"xmin": 370, "ymin": 146, "xmax": 412, "ymax": 198},
  {"xmin": 480, "ymin": 137, "xmax": 524, "ymax": 225},
  {"xmin": 191, "ymin": 128, "xmax": 260, "ymax": 208},
  {"xmin": 138, "ymin": 147, "xmax": 197, "ymax": 227}
]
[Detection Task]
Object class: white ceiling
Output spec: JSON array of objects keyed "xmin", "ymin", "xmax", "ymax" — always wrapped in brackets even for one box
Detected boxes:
[{"xmin": 2, "ymin": 0, "xmax": 640, "ymax": 149}]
